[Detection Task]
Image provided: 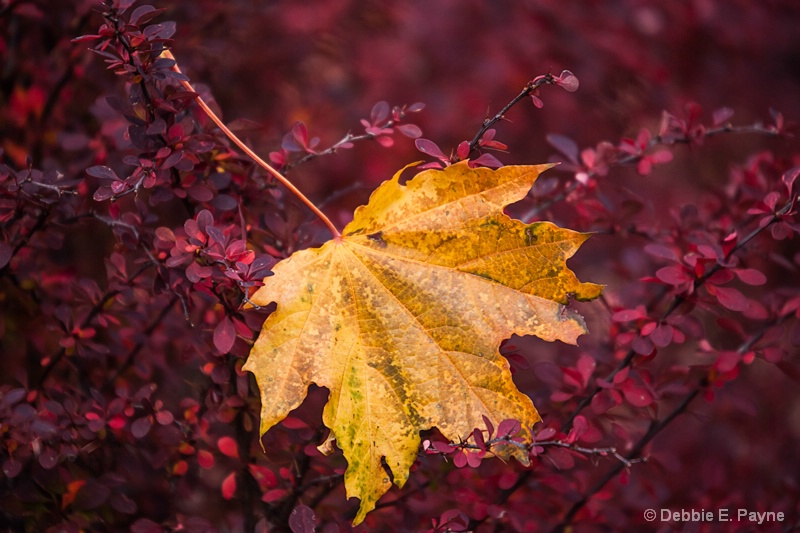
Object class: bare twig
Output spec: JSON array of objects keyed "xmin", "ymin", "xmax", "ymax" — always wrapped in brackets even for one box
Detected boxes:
[
  {"xmin": 551, "ymin": 314, "xmax": 791, "ymax": 532},
  {"xmin": 466, "ymin": 74, "xmax": 558, "ymax": 156}
]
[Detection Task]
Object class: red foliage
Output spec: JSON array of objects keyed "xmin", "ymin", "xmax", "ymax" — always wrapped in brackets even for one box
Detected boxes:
[{"xmin": 2, "ymin": 1, "xmax": 799, "ymax": 532}]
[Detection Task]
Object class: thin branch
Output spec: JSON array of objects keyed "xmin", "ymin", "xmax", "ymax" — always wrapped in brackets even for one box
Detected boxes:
[
  {"xmin": 523, "ymin": 122, "xmax": 781, "ymax": 221},
  {"xmin": 486, "ymin": 193, "xmax": 796, "ymax": 518},
  {"xmin": 104, "ymin": 295, "xmax": 178, "ymax": 389},
  {"xmin": 535, "ymin": 441, "xmax": 642, "ymax": 469},
  {"xmin": 552, "ymin": 314, "xmax": 791, "ymax": 532},
  {"xmin": 427, "ymin": 434, "xmax": 640, "ymax": 470},
  {"xmin": 285, "ymin": 126, "xmax": 394, "ymax": 172},
  {"xmin": 552, "ymin": 386, "xmax": 701, "ymax": 532},
  {"xmin": 0, "ymin": 207, "xmax": 49, "ymax": 279},
  {"xmin": 17, "ymin": 171, "xmax": 78, "ymax": 198},
  {"xmin": 161, "ymin": 50, "xmax": 342, "ymax": 239},
  {"xmin": 466, "ymin": 74, "xmax": 557, "ymax": 155},
  {"xmin": 562, "ymin": 196, "xmax": 794, "ymax": 432},
  {"xmin": 37, "ymin": 263, "xmax": 152, "ymax": 387}
]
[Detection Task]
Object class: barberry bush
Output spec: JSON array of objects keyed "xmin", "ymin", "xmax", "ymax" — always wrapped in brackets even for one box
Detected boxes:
[{"xmin": 2, "ymin": 1, "xmax": 799, "ymax": 532}]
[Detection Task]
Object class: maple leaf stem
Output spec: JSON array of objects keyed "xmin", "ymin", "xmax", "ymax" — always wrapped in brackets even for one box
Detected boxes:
[{"xmin": 161, "ymin": 50, "xmax": 342, "ymax": 239}]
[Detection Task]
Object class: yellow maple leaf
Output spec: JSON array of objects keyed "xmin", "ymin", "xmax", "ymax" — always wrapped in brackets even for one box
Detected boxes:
[{"xmin": 243, "ymin": 162, "xmax": 602, "ymax": 524}]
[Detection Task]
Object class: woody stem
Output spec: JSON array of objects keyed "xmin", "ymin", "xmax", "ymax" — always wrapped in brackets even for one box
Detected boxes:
[{"xmin": 161, "ymin": 50, "xmax": 342, "ymax": 238}]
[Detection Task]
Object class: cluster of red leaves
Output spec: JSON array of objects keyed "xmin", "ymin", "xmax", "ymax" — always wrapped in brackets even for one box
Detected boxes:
[
  {"xmin": 269, "ymin": 101, "xmax": 425, "ymax": 172},
  {"xmin": 2, "ymin": 1, "xmax": 800, "ymax": 532}
]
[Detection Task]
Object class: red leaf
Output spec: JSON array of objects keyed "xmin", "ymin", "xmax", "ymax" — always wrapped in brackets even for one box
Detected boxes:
[
  {"xmin": 555, "ymin": 70, "xmax": 580, "ymax": 92},
  {"xmin": 197, "ymin": 449, "xmax": 215, "ymax": 469},
  {"xmin": 86, "ymin": 165, "xmax": 120, "ymax": 181},
  {"xmin": 92, "ymin": 186, "xmax": 114, "ymax": 201},
  {"xmin": 612, "ymin": 367, "xmax": 629, "ymax": 385},
  {"xmin": 473, "ymin": 428, "xmax": 485, "ymax": 450},
  {"xmin": 622, "ymin": 383, "xmax": 654, "ymax": 407},
  {"xmin": 649, "ymin": 149, "xmax": 674, "ymax": 164},
  {"xmin": 656, "ymin": 266, "xmax": 691, "ymax": 285},
  {"xmin": 221, "ymin": 472, "xmax": 237, "ymax": 500},
  {"xmin": 213, "ymin": 316, "xmax": 236, "ymax": 354},
  {"xmin": 155, "ymin": 411, "xmax": 174, "ymax": 425},
  {"xmin": 466, "ymin": 451, "xmax": 483, "ymax": 468},
  {"xmin": 640, "ymin": 321, "xmax": 657, "ymax": 336},
  {"xmin": 108, "ymin": 415, "xmax": 126, "ymax": 430},
  {"xmin": 131, "ymin": 416, "xmax": 152, "ymax": 438},
  {"xmin": 375, "ymin": 135, "xmax": 394, "ymax": 147},
  {"xmin": 248, "ymin": 464, "xmax": 278, "ymax": 490},
  {"xmin": 415, "ymin": 138, "xmax": 447, "ymax": 160},
  {"xmin": 456, "ymin": 141, "xmax": 470, "ymax": 160},
  {"xmin": 281, "ymin": 416, "xmax": 309, "ymax": 429},
  {"xmin": 470, "ymin": 153, "xmax": 504, "ymax": 168},
  {"xmin": 782, "ymin": 166, "xmax": 800, "ymax": 195},
  {"xmin": 130, "ymin": 6, "xmax": 167, "ymax": 26},
  {"xmin": 712, "ymin": 107, "xmax": 734, "ymax": 126},
  {"xmin": 262, "ymin": 488, "xmax": 288, "ymax": 503},
  {"xmin": 711, "ymin": 286, "xmax": 749, "ymax": 311},
  {"xmin": 188, "ymin": 184, "xmax": 213, "ymax": 202},
  {"xmin": 546, "ymin": 447, "xmax": 575, "ymax": 469},
  {"xmin": 0, "ymin": 242, "xmax": 12, "ymax": 269},
  {"xmin": 431, "ymin": 440, "xmax": 456, "ymax": 453},
  {"xmin": 396, "ymin": 123, "xmax": 422, "ymax": 138},
  {"xmin": 535, "ymin": 427, "xmax": 556, "ymax": 440},
  {"xmin": 734, "ymin": 268, "xmax": 767, "ymax": 286},
  {"xmin": 292, "ymin": 122, "xmax": 310, "ymax": 148},
  {"xmin": 631, "ymin": 335, "xmax": 654, "ymax": 355},
  {"xmin": 154, "ymin": 226, "xmax": 176, "ymax": 243},
  {"xmin": 183, "ymin": 218, "xmax": 206, "ymax": 243},
  {"xmin": 591, "ymin": 390, "xmax": 618, "ymax": 414},
  {"xmin": 2, "ymin": 458, "xmax": 22, "ymax": 478},
  {"xmin": 714, "ymin": 351, "xmax": 740, "ymax": 373},
  {"xmin": 39, "ymin": 447, "xmax": 59, "ymax": 469},
  {"xmin": 650, "ymin": 324, "xmax": 674, "ymax": 348},
  {"xmin": 568, "ymin": 415, "xmax": 588, "ymax": 442},
  {"xmin": 771, "ymin": 222, "xmax": 793, "ymax": 240},
  {"xmin": 289, "ymin": 504, "xmax": 317, "ymax": 533},
  {"xmin": 576, "ymin": 354, "xmax": 595, "ymax": 386},
  {"xmin": 497, "ymin": 419, "xmax": 521, "ymax": 438},
  {"xmin": 217, "ymin": 436, "xmax": 239, "ymax": 459},
  {"xmin": 612, "ymin": 307, "xmax": 646, "ymax": 322},
  {"xmin": 195, "ymin": 210, "xmax": 213, "ymax": 233},
  {"xmin": 706, "ymin": 269, "xmax": 734, "ymax": 286},
  {"xmin": 438, "ymin": 510, "xmax": 469, "ymax": 532},
  {"xmin": 370, "ymin": 101, "xmax": 390, "ymax": 125},
  {"xmin": 453, "ymin": 451, "xmax": 468, "ymax": 468},
  {"xmin": 481, "ymin": 414, "xmax": 494, "ymax": 439}
]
